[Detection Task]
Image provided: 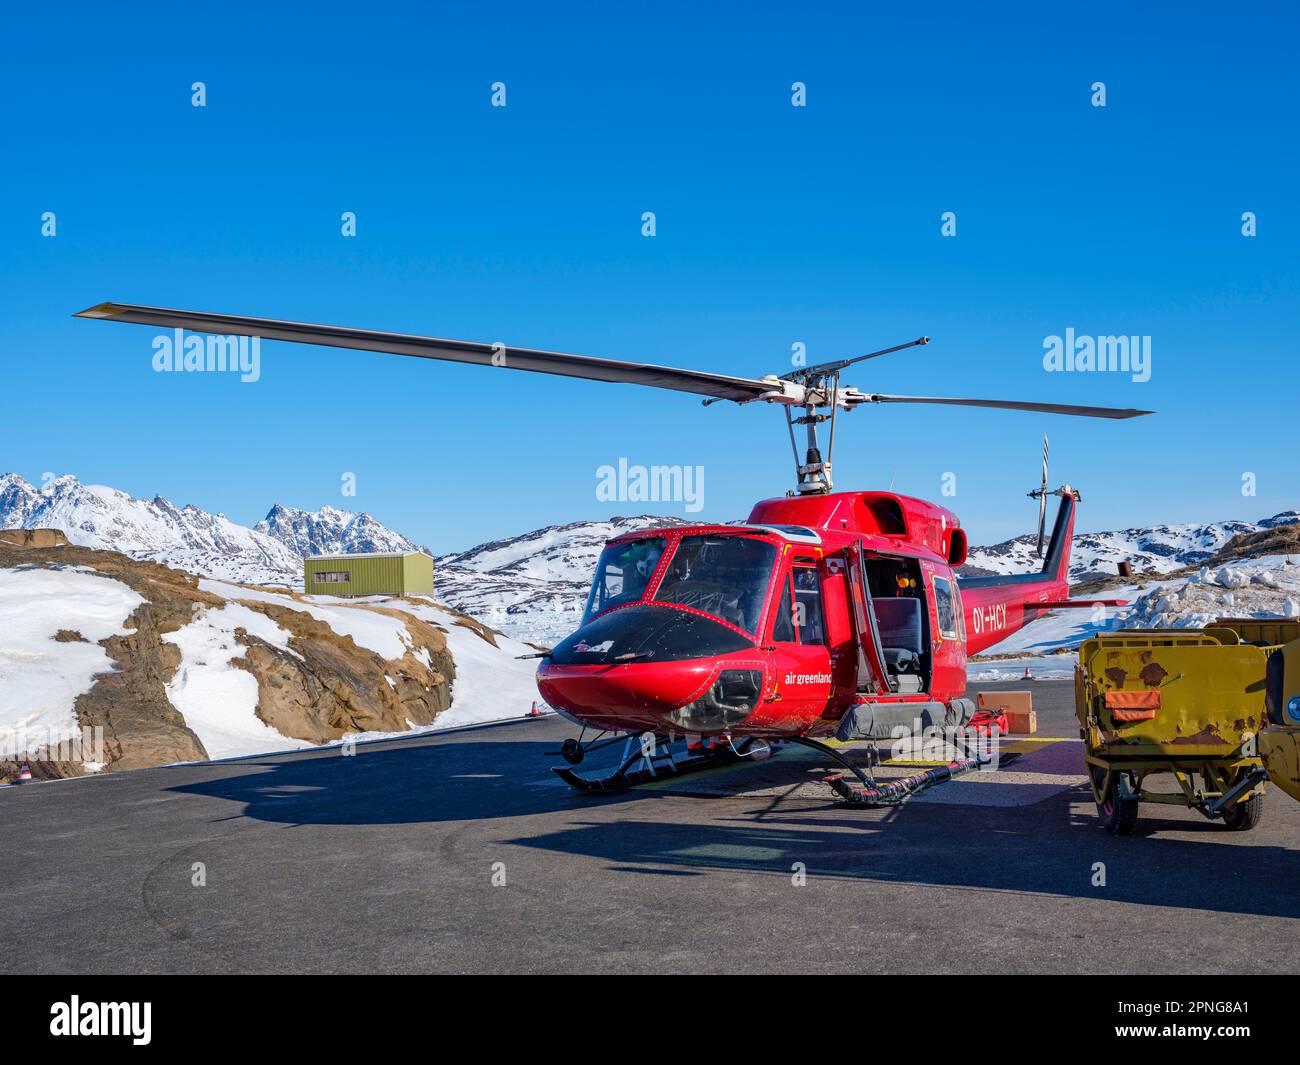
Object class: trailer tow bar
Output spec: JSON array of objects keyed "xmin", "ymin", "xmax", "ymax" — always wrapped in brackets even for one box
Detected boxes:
[{"xmin": 1201, "ymin": 766, "xmax": 1269, "ymax": 819}]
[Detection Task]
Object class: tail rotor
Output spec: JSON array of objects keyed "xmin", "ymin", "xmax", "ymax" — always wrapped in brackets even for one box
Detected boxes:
[{"xmin": 1030, "ymin": 434, "xmax": 1049, "ymax": 559}]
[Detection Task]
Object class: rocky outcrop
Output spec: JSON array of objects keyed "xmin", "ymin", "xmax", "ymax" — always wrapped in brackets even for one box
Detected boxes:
[
  {"xmin": 0, "ymin": 543, "xmax": 460, "ymax": 783},
  {"xmin": 1208, "ymin": 524, "xmax": 1300, "ymax": 565},
  {"xmin": 0, "ymin": 544, "xmax": 215, "ymax": 780},
  {"xmin": 231, "ymin": 601, "xmax": 453, "ymax": 744},
  {"xmin": 0, "ymin": 528, "xmax": 69, "ymax": 548}
]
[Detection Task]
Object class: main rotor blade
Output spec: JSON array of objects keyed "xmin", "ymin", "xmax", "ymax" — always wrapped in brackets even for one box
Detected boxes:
[
  {"xmin": 865, "ymin": 393, "xmax": 1153, "ymax": 419},
  {"xmin": 785, "ymin": 336, "xmax": 930, "ymax": 380},
  {"xmin": 74, "ymin": 302, "xmax": 778, "ymax": 404}
]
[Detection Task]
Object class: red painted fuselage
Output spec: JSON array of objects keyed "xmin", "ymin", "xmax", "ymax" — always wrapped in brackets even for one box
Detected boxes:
[{"xmin": 536, "ymin": 489, "xmax": 1078, "ymax": 739}]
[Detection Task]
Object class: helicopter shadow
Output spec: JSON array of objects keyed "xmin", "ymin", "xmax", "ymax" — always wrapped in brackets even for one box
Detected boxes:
[
  {"xmin": 165, "ymin": 736, "xmax": 635, "ymax": 827},
  {"xmin": 165, "ymin": 735, "xmax": 1300, "ymax": 921},
  {"xmin": 503, "ymin": 792, "xmax": 1300, "ymax": 921}
]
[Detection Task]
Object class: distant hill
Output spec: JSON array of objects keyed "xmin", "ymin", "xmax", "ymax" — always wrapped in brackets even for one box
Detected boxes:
[
  {"xmin": 0, "ymin": 473, "xmax": 423, "ymax": 586},
  {"xmin": 963, "ymin": 510, "xmax": 1300, "ymax": 582}
]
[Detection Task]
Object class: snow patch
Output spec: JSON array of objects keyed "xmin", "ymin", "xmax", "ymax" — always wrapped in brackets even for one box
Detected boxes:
[
  {"xmin": 379, "ymin": 597, "xmax": 543, "ymax": 728},
  {"xmin": 0, "ymin": 567, "xmax": 143, "ymax": 756},
  {"xmin": 198, "ymin": 580, "xmax": 412, "ymax": 660},
  {"xmin": 163, "ymin": 601, "xmax": 313, "ymax": 761},
  {"xmin": 1124, "ymin": 558, "xmax": 1300, "ymax": 630},
  {"xmin": 968, "ymin": 655, "xmax": 1075, "ymax": 681},
  {"xmin": 977, "ymin": 557, "xmax": 1300, "ymax": 667}
]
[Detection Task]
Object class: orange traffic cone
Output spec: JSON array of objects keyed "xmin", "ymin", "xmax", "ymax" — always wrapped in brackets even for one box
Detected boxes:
[
  {"xmin": 526, "ymin": 701, "xmax": 544, "ymax": 718},
  {"xmin": 17, "ymin": 760, "xmax": 33, "ymax": 783}
]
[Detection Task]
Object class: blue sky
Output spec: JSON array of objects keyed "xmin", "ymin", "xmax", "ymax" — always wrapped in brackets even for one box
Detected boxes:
[{"xmin": 2, "ymin": 1, "xmax": 1296, "ymax": 553}]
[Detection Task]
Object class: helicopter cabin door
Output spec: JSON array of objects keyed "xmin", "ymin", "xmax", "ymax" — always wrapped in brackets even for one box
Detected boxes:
[
  {"xmin": 764, "ymin": 553, "xmax": 834, "ymax": 719},
  {"xmin": 843, "ymin": 543, "xmax": 892, "ymax": 696}
]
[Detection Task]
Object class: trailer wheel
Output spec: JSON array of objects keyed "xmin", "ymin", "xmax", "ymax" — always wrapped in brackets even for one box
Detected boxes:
[
  {"xmin": 1221, "ymin": 790, "xmax": 1263, "ymax": 831},
  {"xmin": 1093, "ymin": 766, "xmax": 1138, "ymax": 835}
]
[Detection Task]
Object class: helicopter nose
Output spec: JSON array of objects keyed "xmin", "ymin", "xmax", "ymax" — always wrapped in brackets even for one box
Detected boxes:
[
  {"xmin": 537, "ymin": 660, "xmax": 765, "ymax": 734},
  {"xmin": 537, "ymin": 660, "xmax": 716, "ymax": 729}
]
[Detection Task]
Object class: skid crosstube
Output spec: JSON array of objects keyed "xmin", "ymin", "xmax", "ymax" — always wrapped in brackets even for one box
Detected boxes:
[
  {"xmin": 552, "ymin": 740, "xmax": 750, "ymax": 795},
  {"xmin": 823, "ymin": 756, "xmax": 982, "ymax": 806},
  {"xmin": 787, "ymin": 735, "xmax": 984, "ymax": 807}
]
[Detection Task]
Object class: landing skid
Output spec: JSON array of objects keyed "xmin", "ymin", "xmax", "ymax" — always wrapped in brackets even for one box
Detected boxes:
[
  {"xmin": 551, "ymin": 734, "xmax": 765, "ymax": 795},
  {"xmin": 551, "ymin": 732, "xmax": 986, "ymax": 805}
]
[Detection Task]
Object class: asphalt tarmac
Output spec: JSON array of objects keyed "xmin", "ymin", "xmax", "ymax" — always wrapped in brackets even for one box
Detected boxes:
[{"xmin": 3, "ymin": 678, "xmax": 1297, "ymax": 974}]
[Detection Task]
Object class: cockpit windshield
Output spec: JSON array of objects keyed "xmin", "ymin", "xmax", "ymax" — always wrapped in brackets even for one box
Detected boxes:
[
  {"xmin": 583, "ymin": 537, "xmax": 666, "ymax": 621},
  {"xmin": 652, "ymin": 535, "xmax": 777, "ymax": 633}
]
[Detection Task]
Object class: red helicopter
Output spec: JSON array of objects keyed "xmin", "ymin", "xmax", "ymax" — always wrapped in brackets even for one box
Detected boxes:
[{"xmin": 77, "ymin": 303, "xmax": 1150, "ymax": 804}]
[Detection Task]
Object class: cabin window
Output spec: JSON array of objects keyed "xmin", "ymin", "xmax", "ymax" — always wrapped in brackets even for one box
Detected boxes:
[
  {"xmin": 770, "ymin": 574, "xmax": 796, "ymax": 642},
  {"xmin": 583, "ymin": 537, "xmax": 667, "ymax": 620},
  {"xmin": 933, "ymin": 575, "xmax": 958, "ymax": 638},
  {"xmin": 313, "ymin": 571, "xmax": 351, "ymax": 584},
  {"xmin": 792, "ymin": 565, "xmax": 826, "ymax": 645}
]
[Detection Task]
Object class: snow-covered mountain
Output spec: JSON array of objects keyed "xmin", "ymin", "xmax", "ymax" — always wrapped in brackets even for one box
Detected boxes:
[
  {"xmin": 0, "ymin": 473, "xmax": 301, "ymax": 584},
  {"xmin": 0, "ymin": 474, "xmax": 418, "ymax": 586},
  {"xmin": 972, "ymin": 554, "xmax": 1300, "ymax": 674},
  {"xmin": 5, "ymin": 471, "xmax": 1297, "ymax": 646},
  {"xmin": 964, "ymin": 511, "xmax": 1300, "ymax": 582},
  {"xmin": 256, "ymin": 503, "xmax": 426, "ymax": 558}
]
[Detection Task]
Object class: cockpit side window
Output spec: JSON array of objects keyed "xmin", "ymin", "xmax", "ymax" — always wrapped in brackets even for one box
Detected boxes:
[
  {"xmin": 583, "ymin": 537, "xmax": 666, "ymax": 621},
  {"xmin": 770, "ymin": 574, "xmax": 796, "ymax": 643},
  {"xmin": 792, "ymin": 565, "xmax": 826, "ymax": 645}
]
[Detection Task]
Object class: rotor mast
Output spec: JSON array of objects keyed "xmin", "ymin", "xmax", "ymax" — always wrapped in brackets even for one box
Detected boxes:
[
  {"xmin": 786, "ymin": 395, "xmax": 835, "ymax": 495},
  {"xmin": 780, "ymin": 337, "xmax": 930, "ymax": 495}
]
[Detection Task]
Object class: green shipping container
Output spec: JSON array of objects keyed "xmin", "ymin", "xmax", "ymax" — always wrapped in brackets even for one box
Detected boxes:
[{"xmin": 303, "ymin": 551, "xmax": 434, "ymax": 597}]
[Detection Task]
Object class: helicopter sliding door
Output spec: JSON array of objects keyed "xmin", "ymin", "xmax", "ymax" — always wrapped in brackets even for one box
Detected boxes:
[
  {"xmin": 844, "ymin": 543, "xmax": 892, "ymax": 696},
  {"xmin": 862, "ymin": 554, "xmax": 932, "ymax": 694}
]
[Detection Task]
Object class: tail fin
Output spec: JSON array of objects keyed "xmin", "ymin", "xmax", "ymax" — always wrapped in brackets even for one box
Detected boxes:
[
  {"xmin": 959, "ymin": 487, "xmax": 1079, "ymax": 593},
  {"xmin": 956, "ymin": 486, "xmax": 1080, "ymax": 655},
  {"xmin": 1040, "ymin": 488, "xmax": 1079, "ymax": 585}
]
